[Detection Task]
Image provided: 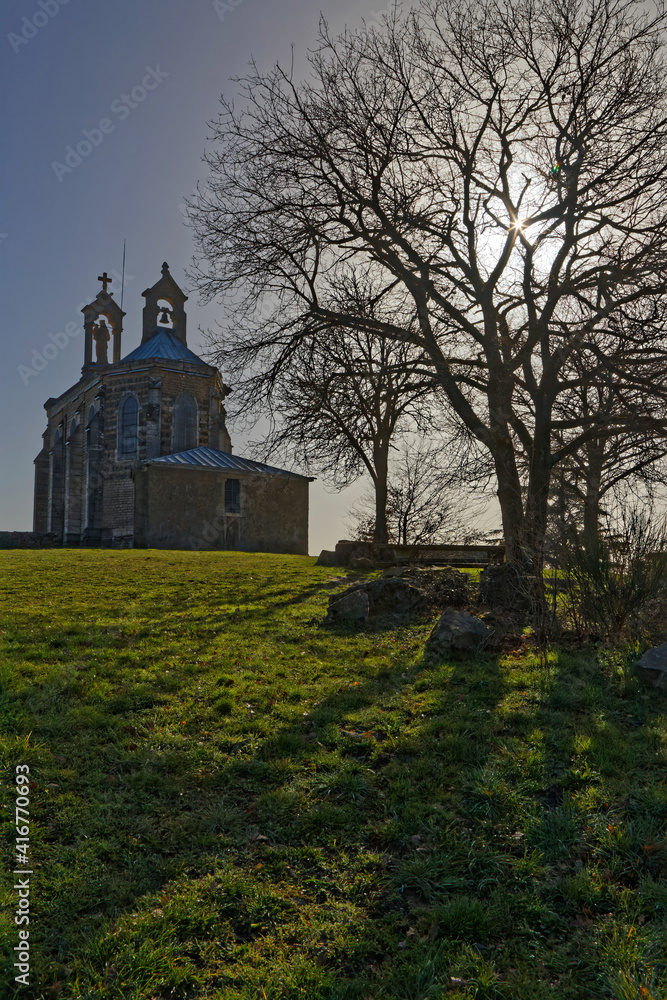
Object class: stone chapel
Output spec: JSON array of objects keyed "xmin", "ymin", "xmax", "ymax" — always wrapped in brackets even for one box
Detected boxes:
[{"xmin": 33, "ymin": 264, "xmax": 311, "ymax": 553}]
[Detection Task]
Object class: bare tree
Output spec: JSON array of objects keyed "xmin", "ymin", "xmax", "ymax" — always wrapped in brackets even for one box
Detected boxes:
[
  {"xmin": 551, "ymin": 423, "xmax": 667, "ymax": 551},
  {"xmin": 189, "ymin": 0, "xmax": 667, "ymax": 581},
  {"xmin": 247, "ymin": 323, "xmax": 438, "ymax": 543},
  {"xmin": 550, "ymin": 324, "xmax": 667, "ymax": 545},
  {"xmin": 349, "ymin": 440, "xmax": 483, "ymax": 544}
]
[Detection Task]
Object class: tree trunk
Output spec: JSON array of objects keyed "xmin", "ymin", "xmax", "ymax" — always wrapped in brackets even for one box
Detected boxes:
[
  {"xmin": 492, "ymin": 414, "xmax": 553, "ymax": 630},
  {"xmin": 524, "ymin": 442, "xmax": 553, "ymax": 635},
  {"xmin": 525, "ymin": 420, "xmax": 553, "ymax": 578},
  {"xmin": 372, "ymin": 448, "xmax": 389, "ymax": 545},
  {"xmin": 492, "ymin": 438, "xmax": 527, "ymax": 566},
  {"xmin": 582, "ymin": 442, "xmax": 604, "ymax": 549}
]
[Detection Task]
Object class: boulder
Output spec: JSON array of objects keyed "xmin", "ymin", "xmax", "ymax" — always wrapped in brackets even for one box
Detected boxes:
[
  {"xmin": 315, "ymin": 549, "xmax": 339, "ymax": 567},
  {"xmin": 350, "ymin": 556, "xmax": 375, "ymax": 570},
  {"xmin": 635, "ymin": 643, "xmax": 667, "ymax": 688},
  {"xmin": 425, "ymin": 608, "xmax": 494, "ymax": 657},
  {"xmin": 382, "ymin": 565, "xmax": 415, "ymax": 578},
  {"xmin": 401, "ymin": 566, "xmax": 471, "ymax": 608},
  {"xmin": 326, "ymin": 578, "xmax": 427, "ymax": 623},
  {"xmin": 327, "ymin": 588, "xmax": 370, "ymax": 623},
  {"xmin": 334, "ymin": 541, "xmax": 373, "ymax": 566},
  {"xmin": 364, "ymin": 578, "xmax": 427, "ymax": 616}
]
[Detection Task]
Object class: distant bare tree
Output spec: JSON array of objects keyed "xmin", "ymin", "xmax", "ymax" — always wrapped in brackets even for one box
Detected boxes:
[
  {"xmin": 550, "ymin": 425, "xmax": 667, "ymax": 551},
  {"xmin": 349, "ymin": 441, "xmax": 483, "ymax": 545},
  {"xmin": 189, "ymin": 0, "xmax": 667, "ymax": 587},
  {"xmin": 549, "ymin": 321, "xmax": 667, "ymax": 545},
  {"xmin": 238, "ymin": 315, "xmax": 439, "ymax": 543}
]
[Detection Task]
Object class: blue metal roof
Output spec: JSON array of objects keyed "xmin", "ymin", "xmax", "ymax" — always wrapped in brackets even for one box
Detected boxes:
[
  {"xmin": 121, "ymin": 329, "xmax": 209, "ymax": 366},
  {"xmin": 149, "ymin": 446, "xmax": 311, "ymax": 479}
]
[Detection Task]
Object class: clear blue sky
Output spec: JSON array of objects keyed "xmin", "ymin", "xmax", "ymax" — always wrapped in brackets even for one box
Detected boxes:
[{"xmin": 0, "ymin": 0, "xmax": 392, "ymax": 552}]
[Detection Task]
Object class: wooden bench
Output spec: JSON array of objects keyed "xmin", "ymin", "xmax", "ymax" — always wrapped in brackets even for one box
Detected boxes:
[{"xmin": 333, "ymin": 540, "xmax": 506, "ymax": 568}]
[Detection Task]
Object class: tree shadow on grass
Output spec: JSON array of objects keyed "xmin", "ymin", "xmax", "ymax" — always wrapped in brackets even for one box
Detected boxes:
[
  {"xmin": 533, "ymin": 649, "xmax": 667, "ymax": 870},
  {"xmin": 319, "ymin": 611, "xmax": 437, "ymax": 636},
  {"xmin": 0, "ymin": 621, "xmax": 507, "ymax": 999},
  {"xmin": 484, "ymin": 646, "xmax": 667, "ymax": 995},
  {"xmin": 2, "ymin": 577, "xmax": 667, "ymax": 999}
]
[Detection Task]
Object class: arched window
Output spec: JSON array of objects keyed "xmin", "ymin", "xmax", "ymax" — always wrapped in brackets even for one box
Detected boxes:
[
  {"xmin": 118, "ymin": 395, "xmax": 138, "ymax": 458},
  {"xmin": 172, "ymin": 392, "xmax": 198, "ymax": 452}
]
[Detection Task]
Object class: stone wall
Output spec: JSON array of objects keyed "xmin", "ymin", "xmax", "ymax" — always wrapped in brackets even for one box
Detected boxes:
[
  {"xmin": 134, "ymin": 464, "xmax": 309, "ymax": 554},
  {"xmin": 242, "ymin": 474, "xmax": 309, "ymax": 555},
  {"xmin": 0, "ymin": 532, "xmax": 59, "ymax": 549}
]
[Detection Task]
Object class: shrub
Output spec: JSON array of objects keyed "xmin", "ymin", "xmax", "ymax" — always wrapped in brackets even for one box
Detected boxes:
[{"xmin": 561, "ymin": 507, "xmax": 667, "ymax": 644}]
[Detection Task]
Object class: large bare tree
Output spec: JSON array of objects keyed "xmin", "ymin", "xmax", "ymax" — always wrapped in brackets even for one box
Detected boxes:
[
  {"xmin": 189, "ymin": 0, "xmax": 667, "ymax": 575},
  {"xmin": 247, "ymin": 325, "xmax": 439, "ymax": 544}
]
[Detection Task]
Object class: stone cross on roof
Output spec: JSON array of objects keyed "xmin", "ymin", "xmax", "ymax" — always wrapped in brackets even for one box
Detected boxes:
[{"xmin": 98, "ymin": 272, "xmax": 112, "ymax": 293}]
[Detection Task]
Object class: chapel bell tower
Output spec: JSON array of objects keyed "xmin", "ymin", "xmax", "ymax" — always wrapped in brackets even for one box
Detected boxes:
[
  {"xmin": 141, "ymin": 261, "xmax": 188, "ymax": 345},
  {"xmin": 82, "ymin": 271, "xmax": 126, "ymax": 368}
]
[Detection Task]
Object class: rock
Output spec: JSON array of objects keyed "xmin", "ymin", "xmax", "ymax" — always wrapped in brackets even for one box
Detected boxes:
[
  {"xmin": 350, "ymin": 556, "xmax": 375, "ymax": 570},
  {"xmin": 408, "ymin": 566, "xmax": 471, "ymax": 608},
  {"xmin": 364, "ymin": 578, "xmax": 428, "ymax": 616},
  {"xmin": 383, "ymin": 566, "xmax": 470, "ymax": 609},
  {"xmin": 326, "ymin": 578, "xmax": 427, "ymax": 623},
  {"xmin": 315, "ymin": 549, "xmax": 339, "ymax": 566},
  {"xmin": 635, "ymin": 643, "xmax": 667, "ymax": 688},
  {"xmin": 327, "ymin": 588, "xmax": 370, "ymax": 623},
  {"xmin": 382, "ymin": 565, "xmax": 414, "ymax": 578},
  {"xmin": 425, "ymin": 608, "xmax": 495, "ymax": 657}
]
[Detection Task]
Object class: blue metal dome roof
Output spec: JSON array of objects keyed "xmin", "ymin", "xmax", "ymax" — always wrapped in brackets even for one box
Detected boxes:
[{"xmin": 121, "ymin": 328, "xmax": 208, "ymax": 366}]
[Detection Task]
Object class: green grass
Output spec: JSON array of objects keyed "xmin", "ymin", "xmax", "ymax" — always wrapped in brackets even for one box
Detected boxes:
[{"xmin": 0, "ymin": 549, "xmax": 666, "ymax": 999}]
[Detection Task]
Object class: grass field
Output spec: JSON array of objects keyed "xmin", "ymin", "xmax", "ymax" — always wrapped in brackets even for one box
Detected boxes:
[{"xmin": 0, "ymin": 549, "xmax": 666, "ymax": 1000}]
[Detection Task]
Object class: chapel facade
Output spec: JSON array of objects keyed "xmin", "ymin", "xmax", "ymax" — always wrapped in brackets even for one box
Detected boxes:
[{"xmin": 33, "ymin": 264, "xmax": 311, "ymax": 554}]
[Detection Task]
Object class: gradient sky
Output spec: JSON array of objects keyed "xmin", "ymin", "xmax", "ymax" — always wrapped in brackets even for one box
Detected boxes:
[{"xmin": 0, "ymin": 0, "xmax": 400, "ymax": 553}]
